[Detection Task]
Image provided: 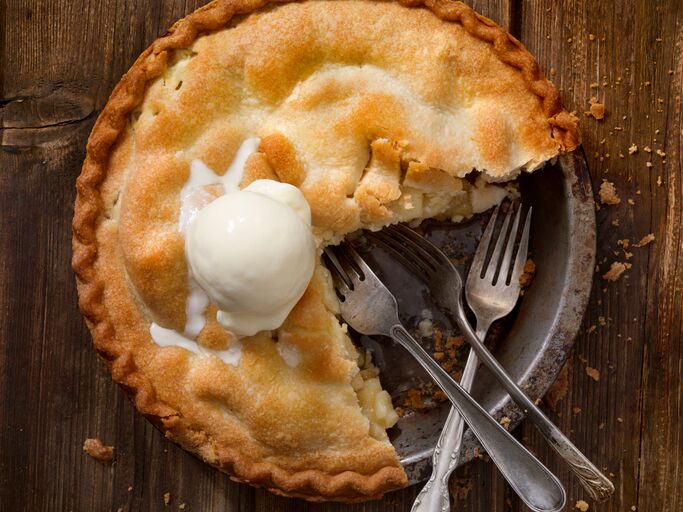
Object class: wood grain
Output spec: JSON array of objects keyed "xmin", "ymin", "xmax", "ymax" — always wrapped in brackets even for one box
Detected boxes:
[{"xmin": 1, "ymin": 1, "xmax": 681, "ymax": 511}]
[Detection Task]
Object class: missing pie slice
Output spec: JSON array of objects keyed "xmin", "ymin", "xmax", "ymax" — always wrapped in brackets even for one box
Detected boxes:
[{"xmin": 73, "ymin": 0, "xmax": 579, "ymax": 502}]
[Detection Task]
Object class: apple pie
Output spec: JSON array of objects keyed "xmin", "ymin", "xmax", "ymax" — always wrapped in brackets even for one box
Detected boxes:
[{"xmin": 73, "ymin": 0, "xmax": 579, "ymax": 501}]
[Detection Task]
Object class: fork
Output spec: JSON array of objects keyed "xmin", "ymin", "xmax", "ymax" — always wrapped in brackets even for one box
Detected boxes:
[
  {"xmin": 398, "ymin": 204, "xmax": 532, "ymax": 512},
  {"xmin": 324, "ymin": 245, "xmax": 566, "ymax": 512},
  {"xmin": 375, "ymin": 216, "xmax": 615, "ymax": 503}
]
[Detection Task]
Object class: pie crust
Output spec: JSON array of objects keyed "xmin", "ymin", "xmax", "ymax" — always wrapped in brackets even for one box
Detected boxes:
[{"xmin": 73, "ymin": 0, "xmax": 579, "ymax": 501}]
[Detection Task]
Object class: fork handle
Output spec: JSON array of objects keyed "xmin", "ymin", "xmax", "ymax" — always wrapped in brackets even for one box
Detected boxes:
[
  {"xmin": 389, "ymin": 324, "xmax": 566, "ymax": 512},
  {"xmin": 452, "ymin": 309, "xmax": 615, "ymax": 502},
  {"xmin": 411, "ymin": 328, "xmax": 485, "ymax": 512}
]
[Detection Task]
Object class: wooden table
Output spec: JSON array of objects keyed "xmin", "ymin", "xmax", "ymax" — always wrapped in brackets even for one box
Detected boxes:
[{"xmin": 1, "ymin": 1, "xmax": 681, "ymax": 510}]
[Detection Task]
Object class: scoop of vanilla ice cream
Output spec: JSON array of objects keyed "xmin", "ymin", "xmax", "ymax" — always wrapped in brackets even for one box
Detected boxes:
[{"xmin": 186, "ymin": 180, "xmax": 316, "ymax": 336}]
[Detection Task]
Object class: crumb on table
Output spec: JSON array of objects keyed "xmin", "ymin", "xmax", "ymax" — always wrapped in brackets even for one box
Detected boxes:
[
  {"xmin": 586, "ymin": 97, "xmax": 606, "ymax": 120},
  {"xmin": 602, "ymin": 261, "xmax": 631, "ymax": 281},
  {"xmin": 599, "ymin": 180, "xmax": 621, "ymax": 205},
  {"xmin": 575, "ymin": 499, "xmax": 590, "ymax": 511},
  {"xmin": 586, "ymin": 367, "xmax": 601, "ymax": 381},
  {"xmin": 83, "ymin": 438, "xmax": 114, "ymax": 464},
  {"xmin": 634, "ymin": 233, "xmax": 655, "ymax": 247}
]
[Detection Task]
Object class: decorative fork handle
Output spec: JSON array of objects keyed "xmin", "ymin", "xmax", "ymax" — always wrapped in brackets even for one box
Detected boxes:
[
  {"xmin": 452, "ymin": 307, "xmax": 615, "ymax": 502},
  {"xmin": 412, "ymin": 329, "xmax": 484, "ymax": 512},
  {"xmin": 389, "ymin": 324, "xmax": 566, "ymax": 512}
]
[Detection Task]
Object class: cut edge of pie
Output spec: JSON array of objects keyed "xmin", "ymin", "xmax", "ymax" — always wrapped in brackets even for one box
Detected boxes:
[{"xmin": 73, "ymin": 0, "xmax": 579, "ymax": 502}]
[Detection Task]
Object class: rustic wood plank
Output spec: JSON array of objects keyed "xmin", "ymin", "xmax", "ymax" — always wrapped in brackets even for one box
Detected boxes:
[
  {"xmin": 2, "ymin": 0, "xmax": 682, "ymax": 511},
  {"xmin": 517, "ymin": 1, "xmax": 683, "ymax": 511}
]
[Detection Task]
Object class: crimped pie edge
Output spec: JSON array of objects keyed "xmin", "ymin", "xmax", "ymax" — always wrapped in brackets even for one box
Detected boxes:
[{"xmin": 72, "ymin": 0, "xmax": 579, "ymax": 501}]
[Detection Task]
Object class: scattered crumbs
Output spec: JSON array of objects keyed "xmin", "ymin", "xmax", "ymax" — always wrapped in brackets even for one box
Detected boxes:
[
  {"xmin": 589, "ymin": 33, "xmax": 596, "ymax": 41},
  {"xmin": 587, "ymin": 325, "xmax": 597, "ymax": 334},
  {"xmin": 617, "ymin": 239, "xmax": 630, "ymax": 249},
  {"xmin": 612, "ymin": 218, "xmax": 620, "ymax": 226},
  {"xmin": 599, "ymin": 422, "xmax": 606, "ymax": 430},
  {"xmin": 519, "ymin": 259, "xmax": 536, "ymax": 288},
  {"xmin": 179, "ymin": 504, "xmax": 187, "ymax": 510},
  {"xmin": 646, "ymin": 162, "xmax": 653, "ymax": 168},
  {"xmin": 117, "ymin": 508, "xmax": 124, "ymax": 512},
  {"xmin": 576, "ymin": 499, "xmax": 590, "ymax": 511},
  {"xmin": 635, "ymin": 234, "xmax": 655, "ymax": 247},
  {"xmin": 590, "ymin": 82, "xmax": 599, "ymax": 89},
  {"xmin": 83, "ymin": 438, "xmax": 114, "ymax": 464},
  {"xmin": 631, "ymin": 506, "xmax": 637, "ymax": 511},
  {"xmin": 617, "ymin": 417, "xmax": 624, "ymax": 423},
  {"xmin": 164, "ymin": 492, "xmax": 172, "ymax": 506},
  {"xmin": 656, "ymin": 149, "xmax": 666, "ymax": 157},
  {"xmin": 500, "ymin": 416, "xmax": 511, "ymax": 429},
  {"xmin": 644, "ymin": 146, "xmax": 652, "ymax": 153},
  {"xmin": 586, "ymin": 97, "xmax": 605, "ymax": 120},
  {"xmin": 434, "ymin": 351, "xmax": 445, "ymax": 361},
  {"xmin": 127, "ymin": 486, "xmax": 133, "ymax": 492},
  {"xmin": 628, "ymin": 143, "xmax": 638, "ymax": 155},
  {"xmin": 572, "ymin": 407, "xmax": 582, "ymax": 415},
  {"xmin": 657, "ymin": 176, "xmax": 663, "ymax": 186},
  {"xmin": 586, "ymin": 367, "xmax": 601, "ymax": 381},
  {"xmin": 628, "ymin": 198, "xmax": 635, "ymax": 205},
  {"xmin": 599, "ymin": 181, "xmax": 620, "ymax": 205},
  {"xmin": 598, "ymin": 316, "xmax": 606, "ymax": 326}
]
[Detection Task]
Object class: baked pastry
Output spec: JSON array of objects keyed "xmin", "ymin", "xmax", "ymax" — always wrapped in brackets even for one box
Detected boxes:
[{"xmin": 73, "ymin": 0, "xmax": 579, "ymax": 502}]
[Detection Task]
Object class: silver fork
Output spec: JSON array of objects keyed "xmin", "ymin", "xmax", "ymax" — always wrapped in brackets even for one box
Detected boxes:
[
  {"xmin": 323, "ymin": 245, "xmax": 566, "ymax": 512},
  {"xmin": 394, "ymin": 204, "xmax": 532, "ymax": 512},
  {"xmin": 375, "ymin": 215, "xmax": 615, "ymax": 504}
]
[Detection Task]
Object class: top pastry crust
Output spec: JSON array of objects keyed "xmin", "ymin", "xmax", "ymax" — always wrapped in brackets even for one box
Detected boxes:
[{"xmin": 73, "ymin": 0, "xmax": 579, "ymax": 502}]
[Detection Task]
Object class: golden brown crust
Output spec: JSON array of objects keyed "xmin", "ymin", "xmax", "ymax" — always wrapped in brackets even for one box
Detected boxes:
[{"xmin": 73, "ymin": 0, "xmax": 578, "ymax": 501}]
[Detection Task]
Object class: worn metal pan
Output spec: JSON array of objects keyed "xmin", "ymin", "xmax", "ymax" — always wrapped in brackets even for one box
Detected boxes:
[{"xmin": 350, "ymin": 152, "xmax": 596, "ymax": 483}]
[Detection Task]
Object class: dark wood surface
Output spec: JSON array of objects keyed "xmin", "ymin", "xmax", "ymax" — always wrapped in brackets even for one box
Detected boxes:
[{"xmin": 1, "ymin": 1, "xmax": 681, "ymax": 511}]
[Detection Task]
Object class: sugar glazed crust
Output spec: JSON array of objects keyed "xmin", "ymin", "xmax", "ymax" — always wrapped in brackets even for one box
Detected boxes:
[{"xmin": 73, "ymin": 0, "xmax": 579, "ymax": 502}]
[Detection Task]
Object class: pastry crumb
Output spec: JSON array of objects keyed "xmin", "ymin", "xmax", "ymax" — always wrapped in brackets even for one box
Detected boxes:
[
  {"xmin": 586, "ymin": 97, "xmax": 605, "ymax": 120},
  {"xmin": 83, "ymin": 438, "xmax": 114, "ymax": 464},
  {"xmin": 519, "ymin": 259, "xmax": 536, "ymax": 288},
  {"xmin": 598, "ymin": 181, "xmax": 620, "ymax": 205},
  {"xmin": 602, "ymin": 262, "xmax": 630, "ymax": 281},
  {"xmin": 575, "ymin": 500, "xmax": 590, "ymax": 511},
  {"xmin": 628, "ymin": 143, "xmax": 638, "ymax": 155},
  {"xmin": 418, "ymin": 318, "xmax": 434, "ymax": 337},
  {"xmin": 586, "ymin": 367, "xmax": 601, "ymax": 381},
  {"xmin": 179, "ymin": 504, "xmax": 187, "ymax": 510},
  {"xmin": 164, "ymin": 492, "xmax": 172, "ymax": 506},
  {"xmin": 634, "ymin": 233, "xmax": 655, "ymax": 247},
  {"xmin": 500, "ymin": 416, "xmax": 511, "ymax": 429}
]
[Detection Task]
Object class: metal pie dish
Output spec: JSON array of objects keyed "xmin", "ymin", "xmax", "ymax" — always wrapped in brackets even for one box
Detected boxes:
[{"xmin": 348, "ymin": 152, "xmax": 596, "ymax": 484}]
